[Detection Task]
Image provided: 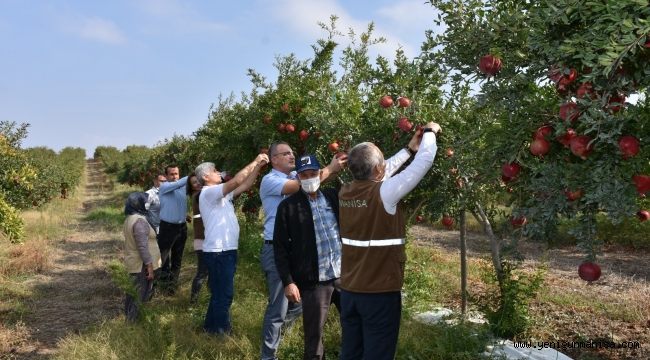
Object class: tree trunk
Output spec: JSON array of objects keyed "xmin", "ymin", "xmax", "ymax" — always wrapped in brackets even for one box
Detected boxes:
[{"xmin": 471, "ymin": 202, "xmax": 504, "ymax": 287}]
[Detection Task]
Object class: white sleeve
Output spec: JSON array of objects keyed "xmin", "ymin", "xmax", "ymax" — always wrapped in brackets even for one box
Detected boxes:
[
  {"xmin": 384, "ymin": 149, "xmax": 412, "ymax": 178},
  {"xmin": 380, "ymin": 132, "xmax": 438, "ymax": 214}
]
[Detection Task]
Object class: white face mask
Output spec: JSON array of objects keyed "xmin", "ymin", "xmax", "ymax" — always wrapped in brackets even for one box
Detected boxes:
[{"xmin": 300, "ymin": 176, "xmax": 320, "ymax": 193}]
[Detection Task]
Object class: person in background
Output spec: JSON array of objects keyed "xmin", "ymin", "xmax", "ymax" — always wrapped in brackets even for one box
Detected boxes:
[
  {"xmin": 259, "ymin": 141, "xmax": 346, "ymax": 360},
  {"xmin": 157, "ymin": 165, "xmax": 189, "ymax": 295},
  {"xmin": 197, "ymin": 152, "xmax": 269, "ymax": 335},
  {"xmin": 146, "ymin": 173, "xmax": 167, "ymax": 234},
  {"xmin": 123, "ymin": 192, "xmax": 162, "ymax": 322},
  {"xmin": 338, "ymin": 122, "xmax": 441, "ymax": 360},
  {"xmin": 273, "ymin": 154, "xmax": 344, "ymax": 360},
  {"xmin": 187, "ymin": 173, "xmax": 208, "ymax": 304}
]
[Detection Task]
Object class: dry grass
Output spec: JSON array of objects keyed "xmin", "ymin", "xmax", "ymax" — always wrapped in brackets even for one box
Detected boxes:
[
  {"xmin": 0, "ymin": 321, "xmax": 30, "ymax": 354},
  {"xmin": 0, "ymin": 240, "xmax": 51, "ymax": 276}
]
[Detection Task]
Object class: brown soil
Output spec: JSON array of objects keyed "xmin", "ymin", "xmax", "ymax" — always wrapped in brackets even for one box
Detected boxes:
[
  {"xmin": 409, "ymin": 225, "xmax": 650, "ymax": 360},
  {"xmin": 3, "ymin": 160, "xmax": 122, "ymax": 359}
]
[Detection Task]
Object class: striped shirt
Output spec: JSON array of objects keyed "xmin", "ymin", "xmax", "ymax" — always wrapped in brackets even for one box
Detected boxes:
[{"xmin": 307, "ymin": 191, "xmax": 341, "ymax": 281}]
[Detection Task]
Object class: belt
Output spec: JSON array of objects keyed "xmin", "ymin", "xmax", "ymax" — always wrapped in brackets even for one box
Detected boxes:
[
  {"xmin": 341, "ymin": 238, "xmax": 405, "ymax": 247},
  {"xmin": 264, "ymin": 240, "xmax": 273, "ymax": 245},
  {"xmin": 160, "ymin": 220, "xmax": 186, "ymax": 226}
]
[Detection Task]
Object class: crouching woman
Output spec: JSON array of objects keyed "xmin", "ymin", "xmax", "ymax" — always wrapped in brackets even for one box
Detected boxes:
[{"xmin": 123, "ymin": 192, "xmax": 162, "ymax": 322}]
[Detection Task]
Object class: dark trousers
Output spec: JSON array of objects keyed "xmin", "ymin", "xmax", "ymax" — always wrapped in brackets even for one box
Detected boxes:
[
  {"xmin": 157, "ymin": 220, "xmax": 187, "ymax": 292},
  {"xmin": 203, "ymin": 250, "xmax": 237, "ymax": 334},
  {"xmin": 339, "ymin": 290, "xmax": 402, "ymax": 360},
  {"xmin": 190, "ymin": 250, "xmax": 209, "ymax": 302},
  {"xmin": 300, "ymin": 279, "xmax": 341, "ymax": 360},
  {"xmin": 124, "ymin": 264, "xmax": 154, "ymax": 322}
]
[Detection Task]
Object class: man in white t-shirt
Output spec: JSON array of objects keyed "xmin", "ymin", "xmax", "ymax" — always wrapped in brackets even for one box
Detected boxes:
[{"xmin": 196, "ymin": 152, "xmax": 269, "ymax": 335}]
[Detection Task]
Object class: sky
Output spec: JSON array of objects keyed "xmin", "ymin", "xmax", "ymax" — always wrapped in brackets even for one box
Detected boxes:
[{"xmin": 0, "ymin": 0, "xmax": 440, "ymax": 158}]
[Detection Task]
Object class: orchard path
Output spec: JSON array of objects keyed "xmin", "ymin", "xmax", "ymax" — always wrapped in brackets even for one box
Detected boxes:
[{"xmin": 10, "ymin": 159, "xmax": 123, "ymax": 359}]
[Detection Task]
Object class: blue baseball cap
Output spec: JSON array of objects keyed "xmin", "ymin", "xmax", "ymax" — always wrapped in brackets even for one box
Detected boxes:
[{"xmin": 295, "ymin": 154, "xmax": 321, "ymax": 173}]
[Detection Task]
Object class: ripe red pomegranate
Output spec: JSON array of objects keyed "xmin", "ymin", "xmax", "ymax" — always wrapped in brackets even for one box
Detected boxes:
[
  {"xmin": 397, "ymin": 96, "xmax": 412, "ymax": 108},
  {"xmin": 398, "ymin": 117, "xmax": 413, "ymax": 132},
  {"xmin": 415, "ymin": 215, "xmax": 424, "ymax": 223},
  {"xmin": 566, "ymin": 68, "xmax": 578, "ymax": 82},
  {"xmin": 530, "ymin": 138, "xmax": 550, "ymax": 157},
  {"xmin": 637, "ymin": 210, "xmax": 650, "ymax": 222},
  {"xmin": 445, "ymin": 148, "xmax": 454, "ymax": 157},
  {"xmin": 556, "ymin": 77, "xmax": 572, "ymax": 95},
  {"xmin": 559, "ymin": 102, "xmax": 580, "ymax": 123},
  {"xmin": 277, "ymin": 123, "xmax": 286, "ymax": 132},
  {"xmin": 510, "ymin": 216, "xmax": 527, "ymax": 227},
  {"xmin": 441, "ymin": 216, "xmax": 454, "ymax": 229},
  {"xmin": 299, "ymin": 129, "xmax": 309, "ymax": 142},
  {"xmin": 281, "ymin": 103, "xmax": 290, "ymax": 113},
  {"xmin": 557, "ymin": 128, "xmax": 577, "ymax": 148},
  {"xmin": 633, "ymin": 175, "xmax": 650, "ymax": 194},
  {"xmin": 576, "ymin": 82, "xmax": 594, "ymax": 99},
  {"xmin": 328, "ymin": 142, "xmax": 340, "ymax": 153},
  {"xmin": 379, "ymin": 95, "xmax": 393, "ymax": 108},
  {"xmin": 478, "ymin": 54, "xmax": 502, "ymax": 76},
  {"xmin": 607, "ymin": 93, "xmax": 626, "ymax": 113},
  {"xmin": 285, "ymin": 124, "xmax": 296, "ymax": 133},
  {"xmin": 565, "ymin": 189, "xmax": 583, "ymax": 201},
  {"xmin": 502, "ymin": 175, "xmax": 513, "ymax": 183},
  {"xmin": 618, "ymin": 136, "xmax": 639, "ymax": 159},
  {"xmin": 534, "ymin": 125, "xmax": 553, "ymax": 140},
  {"xmin": 578, "ymin": 262, "xmax": 601, "ymax": 282},
  {"xmin": 570, "ymin": 135, "xmax": 593, "ymax": 160},
  {"xmin": 501, "ymin": 162, "xmax": 521, "ymax": 179}
]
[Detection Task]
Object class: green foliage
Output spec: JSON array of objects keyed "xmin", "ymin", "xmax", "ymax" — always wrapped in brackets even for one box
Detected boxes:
[
  {"xmin": 0, "ymin": 122, "xmax": 85, "ymax": 242},
  {"xmin": 424, "ymin": 0, "xmax": 650, "ymax": 260},
  {"xmin": 475, "ymin": 261, "xmax": 545, "ymax": 338},
  {"xmin": 0, "ymin": 193, "xmax": 24, "ymax": 243}
]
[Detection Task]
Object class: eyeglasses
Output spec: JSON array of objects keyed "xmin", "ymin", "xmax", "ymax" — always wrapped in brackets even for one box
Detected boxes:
[{"xmin": 273, "ymin": 151, "xmax": 295, "ymax": 157}]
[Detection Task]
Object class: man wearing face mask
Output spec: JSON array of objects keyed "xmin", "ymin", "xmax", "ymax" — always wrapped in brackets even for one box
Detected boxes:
[
  {"xmin": 273, "ymin": 154, "xmax": 344, "ymax": 360},
  {"xmin": 259, "ymin": 142, "xmax": 346, "ymax": 360},
  {"xmin": 338, "ymin": 121, "xmax": 441, "ymax": 360}
]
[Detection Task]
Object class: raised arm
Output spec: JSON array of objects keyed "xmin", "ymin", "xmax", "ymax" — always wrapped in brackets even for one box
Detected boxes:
[
  {"xmin": 222, "ymin": 153, "xmax": 269, "ymax": 196},
  {"xmin": 380, "ymin": 122, "xmax": 441, "ymax": 214}
]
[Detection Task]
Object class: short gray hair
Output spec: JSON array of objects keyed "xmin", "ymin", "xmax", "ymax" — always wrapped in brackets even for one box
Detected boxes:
[
  {"xmin": 347, "ymin": 142, "xmax": 384, "ymax": 180},
  {"xmin": 195, "ymin": 162, "xmax": 216, "ymax": 186}
]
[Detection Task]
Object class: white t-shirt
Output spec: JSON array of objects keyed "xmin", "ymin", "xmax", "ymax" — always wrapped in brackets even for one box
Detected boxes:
[{"xmin": 199, "ymin": 184, "xmax": 239, "ymax": 252}]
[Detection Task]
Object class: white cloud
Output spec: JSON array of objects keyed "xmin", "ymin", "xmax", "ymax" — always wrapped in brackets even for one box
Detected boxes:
[
  {"xmin": 136, "ymin": 0, "xmax": 228, "ymax": 34},
  {"xmin": 262, "ymin": 0, "xmax": 437, "ymax": 61},
  {"xmin": 76, "ymin": 16, "xmax": 127, "ymax": 45}
]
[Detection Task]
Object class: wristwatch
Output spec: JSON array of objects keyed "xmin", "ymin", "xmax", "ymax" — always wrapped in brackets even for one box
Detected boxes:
[
  {"xmin": 406, "ymin": 147, "xmax": 416, "ymax": 156},
  {"xmin": 423, "ymin": 128, "xmax": 434, "ymax": 133}
]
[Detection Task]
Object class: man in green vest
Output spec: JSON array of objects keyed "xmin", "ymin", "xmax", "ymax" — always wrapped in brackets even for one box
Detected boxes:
[{"xmin": 338, "ymin": 121, "xmax": 441, "ymax": 359}]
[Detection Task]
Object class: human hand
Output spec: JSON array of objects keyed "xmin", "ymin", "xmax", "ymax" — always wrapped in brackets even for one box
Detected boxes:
[
  {"xmin": 284, "ymin": 283, "xmax": 301, "ymax": 303},
  {"xmin": 256, "ymin": 153, "xmax": 270, "ymax": 166},
  {"xmin": 329, "ymin": 153, "xmax": 347, "ymax": 173},
  {"xmin": 425, "ymin": 121, "xmax": 442, "ymax": 134},
  {"xmin": 146, "ymin": 263, "xmax": 154, "ymax": 280}
]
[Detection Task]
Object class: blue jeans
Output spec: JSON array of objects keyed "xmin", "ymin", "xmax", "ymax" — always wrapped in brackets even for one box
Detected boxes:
[
  {"xmin": 261, "ymin": 244, "xmax": 302, "ymax": 359},
  {"xmin": 203, "ymin": 250, "xmax": 237, "ymax": 334},
  {"xmin": 340, "ymin": 290, "xmax": 402, "ymax": 360}
]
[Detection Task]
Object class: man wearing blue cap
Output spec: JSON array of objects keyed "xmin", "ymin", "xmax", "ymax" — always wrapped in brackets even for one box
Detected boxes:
[{"xmin": 273, "ymin": 153, "xmax": 344, "ymax": 360}]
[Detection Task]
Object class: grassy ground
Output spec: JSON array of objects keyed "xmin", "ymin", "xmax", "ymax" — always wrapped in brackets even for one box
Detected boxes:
[
  {"xmin": 53, "ymin": 219, "xmax": 493, "ymax": 360},
  {"xmin": 3, "ymin": 162, "xmax": 649, "ymax": 359}
]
